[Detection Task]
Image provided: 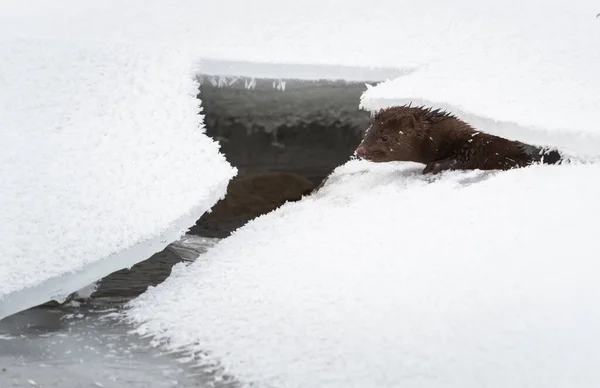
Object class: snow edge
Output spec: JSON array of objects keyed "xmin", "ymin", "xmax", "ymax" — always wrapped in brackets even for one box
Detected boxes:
[{"xmin": 0, "ymin": 178, "xmax": 231, "ymax": 322}]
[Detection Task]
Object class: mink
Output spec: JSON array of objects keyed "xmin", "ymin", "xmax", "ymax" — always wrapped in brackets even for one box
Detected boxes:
[{"xmin": 355, "ymin": 105, "xmax": 562, "ymax": 174}]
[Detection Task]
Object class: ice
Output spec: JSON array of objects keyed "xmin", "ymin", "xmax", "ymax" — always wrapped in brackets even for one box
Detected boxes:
[
  {"xmin": 198, "ymin": 59, "xmax": 407, "ymax": 82},
  {"xmin": 73, "ymin": 282, "xmax": 100, "ymax": 301},
  {"xmin": 166, "ymin": 235, "xmax": 220, "ymax": 262}
]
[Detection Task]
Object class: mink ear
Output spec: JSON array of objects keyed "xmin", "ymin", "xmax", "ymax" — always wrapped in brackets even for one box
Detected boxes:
[{"xmin": 400, "ymin": 115, "xmax": 417, "ymax": 130}]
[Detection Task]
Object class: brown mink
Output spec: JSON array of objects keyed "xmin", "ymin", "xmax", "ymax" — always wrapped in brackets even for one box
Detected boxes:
[{"xmin": 355, "ymin": 105, "xmax": 561, "ymax": 174}]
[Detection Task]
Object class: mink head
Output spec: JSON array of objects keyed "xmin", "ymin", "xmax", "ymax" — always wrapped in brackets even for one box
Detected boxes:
[{"xmin": 355, "ymin": 107, "xmax": 430, "ymax": 163}]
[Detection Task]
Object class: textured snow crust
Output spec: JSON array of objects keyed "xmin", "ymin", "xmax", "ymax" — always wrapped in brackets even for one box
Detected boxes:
[{"xmin": 0, "ymin": 38, "xmax": 235, "ymax": 318}]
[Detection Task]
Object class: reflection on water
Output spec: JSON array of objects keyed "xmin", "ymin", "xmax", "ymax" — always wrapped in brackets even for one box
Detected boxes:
[
  {"xmin": 0, "ymin": 301, "xmax": 203, "ymax": 387},
  {"xmin": 93, "ymin": 236, "xmax": 218, "ymax": 299}
]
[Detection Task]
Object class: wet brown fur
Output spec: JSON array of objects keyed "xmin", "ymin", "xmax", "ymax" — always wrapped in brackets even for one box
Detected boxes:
[{"xmin": 355, "ymin": 105, "xmax": 561, "ymax": 174}]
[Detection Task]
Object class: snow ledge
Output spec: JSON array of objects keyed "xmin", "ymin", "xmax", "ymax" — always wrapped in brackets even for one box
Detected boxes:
[{"xmin": 0, "ymin": 179, "xmax": 229, "ymax": 322}]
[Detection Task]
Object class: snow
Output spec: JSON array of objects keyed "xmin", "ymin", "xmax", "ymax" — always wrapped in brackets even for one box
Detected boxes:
[
  {"xmin": 3, "ymin": 0, "xmax": 600, "ymax": 384},
  {"xmin": 0, "ymin": 0, "xmax": 480, "ymax": 69},
  {"xmin": 120, "ymin": 0, "xmax": 600, "ymax": 387},
  {"xmin": 0, "ymin": 0, "xmax": 456, "ymax": 319},
  {"xmin": 0, "ymin": 38, "xmax": 235, "ymax": 319},
  {"xmin": 359, "ymin": 1, "xmax": 600, "ymax": 148},
  {"xmin": 6, "ymin": 0, "xmax": 596, "ymax": 74},
  {"xmin": 127, "ymin": 160, "xmax": 600, "ymax": 388},
  {"xmin": 2, "ymin": 0, "xmax": 437, "ymax": 319}
]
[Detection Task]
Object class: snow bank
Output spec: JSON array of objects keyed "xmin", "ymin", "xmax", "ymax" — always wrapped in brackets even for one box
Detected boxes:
[
  {"xmin": 127, "ymin": 160, "xmax": 600, "ymax": 387},
  {"xmin": 0, "ymin": 38, "xmax": 235, "ymax": 319},
  {"xmin": 122, "ymin": 0, "xmax": 600, "ymax": 386}
]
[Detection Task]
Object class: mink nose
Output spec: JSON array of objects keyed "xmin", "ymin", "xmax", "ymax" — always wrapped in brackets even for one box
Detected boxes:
[{"xmin": 355, "ymin": 146, "xmax": 366, "ymax": 158}]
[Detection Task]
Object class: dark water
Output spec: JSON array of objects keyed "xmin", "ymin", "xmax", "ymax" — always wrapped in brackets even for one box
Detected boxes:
[{"xmin": 94, "ymin": 248, "xmax": 197, "ymax": 299}]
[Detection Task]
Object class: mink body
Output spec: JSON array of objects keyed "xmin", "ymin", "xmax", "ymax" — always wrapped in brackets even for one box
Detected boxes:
[{"xmin": 355, "ymin": 105, "xmax": 561, "ymax": 174}]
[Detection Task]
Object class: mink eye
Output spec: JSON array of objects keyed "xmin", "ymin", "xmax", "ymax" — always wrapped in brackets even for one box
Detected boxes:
[{"xmin": 381, "ymin": 135, "xmax": 389, "ymax": 142}]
